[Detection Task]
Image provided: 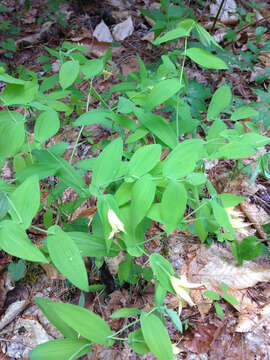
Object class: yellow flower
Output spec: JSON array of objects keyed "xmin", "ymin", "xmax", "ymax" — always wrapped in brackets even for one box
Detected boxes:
[
  {"xmin": 225, "ymin": 207, "xmax": 250, "ymax": 236},
  {"xmin": 107, "ymin": 209, "xmax": 125, "ymax": 239},
  {"xmin": 170, "ymin": 275, "xmax": 202, "ymax": 309},
  {"xmin": 102, "ymin": 69, "xmax": 113, "ymax": 79}
]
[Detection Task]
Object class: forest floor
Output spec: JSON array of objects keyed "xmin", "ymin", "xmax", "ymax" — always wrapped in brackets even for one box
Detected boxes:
[{"xmin": 1, "ymin": 0, "xmax": 270, "ymax": 359}]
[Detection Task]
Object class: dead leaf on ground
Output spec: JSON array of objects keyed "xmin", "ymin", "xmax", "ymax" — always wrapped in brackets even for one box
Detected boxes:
[
  {"xmin": 93, "ymin": 21, "xmax": 113, "ymax": 43},
  {"xmin": 112, "ymin": 16, "xmax": 134, "ymax": 41}
]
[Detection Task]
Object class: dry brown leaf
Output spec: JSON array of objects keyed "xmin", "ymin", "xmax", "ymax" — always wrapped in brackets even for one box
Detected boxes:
[
  {"xmin": 40, "ymin": 264, "xmax": 66, "ymax": 281},
  {"xmin": 240, "ymin": 200, "xmax": 270, "ymax": 239},
  {"xmin": 93, "ymin": 21, "xmax": 113, "ymax": 43},
  {"xmin": 112, "ymin": 16, "xmax": 134, "ymax": 41}
]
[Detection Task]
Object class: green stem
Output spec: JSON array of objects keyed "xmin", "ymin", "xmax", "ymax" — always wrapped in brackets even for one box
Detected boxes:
[
  {"xmin": 108, "ymin": 319, "xmax": 140, "ymax": 338},
  {"xmin": 69, "ymin": 82, "xmax": 92, "ymax": 164},
  {"xmin": 176, "ymin": 36, "xmax": 188, "ymax": 141},
  {"xmin": 30, "ymin": 225, "xmax": 54, "ymax": 234}
]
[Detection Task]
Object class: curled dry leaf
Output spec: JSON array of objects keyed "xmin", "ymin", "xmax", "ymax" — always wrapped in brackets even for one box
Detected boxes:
[
  {"xmin": 93, "ymin": 21, "xmax": 113, "ymax": 43},
  {"xmin": 240, "ymin": 200, "xmax": 270, "ymax": 239},
  {"xmin": 112, "ymin": 16, "xmax": 134, "ymax": 41},
  {"xmin": 0, "ymin": 300, "xmax": 29, "ymax": 330}
]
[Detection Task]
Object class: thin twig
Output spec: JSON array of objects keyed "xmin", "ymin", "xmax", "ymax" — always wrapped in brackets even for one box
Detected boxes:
[{"xmin": 211, "ymin": 0, "xmax": 226, "ymax": 33}]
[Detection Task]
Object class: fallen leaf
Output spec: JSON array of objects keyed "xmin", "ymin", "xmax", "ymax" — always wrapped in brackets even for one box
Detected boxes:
[
  {"xmin": 93, "ymin": 21, "xmax": 113, "ymax": 43},
  {"xmin": 112, "ymin": 16, "xmax": 134, "ymax": 41}
]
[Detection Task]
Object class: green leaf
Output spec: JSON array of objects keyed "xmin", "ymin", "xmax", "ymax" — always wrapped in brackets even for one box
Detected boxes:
[
  {"xmin": 204, "ymin": 290, "xmax": 220, "ymax": 300},
  {"xmin": 131, "ymin": 177, "xmax": 156, "ymax": 229},
  {"xmin": 125, "ymin": 127, "xmax": 149, "ymax": 144},
  {"xmin": 44, "ymin": 208, "xmax": 53, "ymax": 229},
  {"xmin": 144, "ymin": 79, "xmax": 182, "ymax": 111},
  {"xmin": 238, "ymin": 236, "xmax": 263, "ymax": 262},
  {"xmin": 222, "ymin": 293, "xmax": 238, "ymax": 306},
  {"xmin": 0, "ymin": 221, "xmax": 48, "ymax": 263},
  {"xmin": 74, "ymin": 109, "xmax": 112, "ymax": 127},
  {"xmin": 111, "ymin": 308, "xmax": 141, "ymax": 318},
  {"xmin": 90, "ymin": 138, "xmax": 123, "ymax": 196},
  {"xmin": 117, "ymin": 96, "xmax": 136, "ymax": 114},
  {"xmin": 0, "ymin": 192, "xmax": 9, "ymax": 219},
  {"xmin": 207, "ymin": 86, "xmax": 232, "ymax": 121},
  {"xmin": 195, "ymin": 23, "xmax": 222, "ymax": 49},
  {"xmin": 220, "ymin": 193, "xmax": 245, "ymax": 208},
  {"xmin": 120, "ymin": 205, "xmax": 146, "ymax": 256},
  {"xmin": 34, "ymin": 110, "xmax": 60, "ymax": 143},
  {"xmin": 220, "ymin": 282, "xmax": 228, "ymax": 293},
  {"xmin": 140, "ymin": 313, "xmax": 173, "ymax": 360},
  {"xmin": 161, "ymin": 181, "xmax": 187, "ymax": 234},
  {"xmin": 1, "ymin": 82, "xmax": 38, "ymax": 106},
  {"xmin": 7, "ymin": 260, "xmax": 26, "ymax": 281},
  {"xmin": 69, "ymin": 232, "xmax": 120, "ymax": 257},
  {"xmin": 0, "ymin": 111, "xmax": 25, "ymax": 160},
  {"xmin": 88, "ymin": 284, "xmax": 105, "ymax": 292},
  {"xmin": 30, "ymin": 338, "xmax": 92, "ymax": 360},
  {"xmin": 81, "ymin": 58, "xmax": 104, "ymax": 79},
  {"xmin": 231, "ymin": 106, "xmax": 258, "ymax": 121},
  {"xmin": 47, "ymin": 226, "xmax": 89, "ymax": 291},
  {"xmin": 41, "ymin": 300, "xmax": 114, "ymax": 346},
  {"xmin": 163, "ymin": 139, "xmax": 205, "ymax": 179},
  {"xmin": 211, "ymin": 200, "xmax": 235, "ymax": 233},
  {"xmin": 59, "ymin": 60, "xmax": 80, "ymax": 89},
  {"xmin": 165, "ymin": 308, "xmax": 183, "ymax": 333},
  {"xmin": 128, "ymin": 144, "xmax": 161, "ymax": 178},
  {"xmin": 214, "ymin": 302, "xmax": 224, "ymax": 319},
  {"xmin": 35, "ymin": 297, "xmax": 77, "ymax": 338},
  {"xmin": 135, "ymin": 109, "xmax": 177, "ymax": 149},
  {"xmin": 154, "ymin": 19, "xmax": 195, "ymax": 45},
  {"xmin": 128, "ymin": 329, "xmax": 150, "ymax": 355},
  {"xmin": 186, "ymin": 48, "xmax": 228, "ymax": 70},
  {"xmin": 0, "ymin": 73, "xmax": 25, "ymax": 85},
  {"xmin": 9, "ymin": 176, "xmax": 40, "ymax": 229},
  {"xmin": 149, "ymin": 253, "xmax": 174, "ymax": 293},
  {"xmin": 16, "ymin": 162, "xmax": 61, "ymax": 182},
  {"xmin": 115, "ymin": 182, "xmax": 133, "ymax": 207},
  {"xmin": 97, "ymin": 194, "xmax": 121, "ymax": 251}
]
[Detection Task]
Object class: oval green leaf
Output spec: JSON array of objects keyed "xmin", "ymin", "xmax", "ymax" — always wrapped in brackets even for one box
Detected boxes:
[
  {"xmin": 34, "ymin": 110, "xmax": 60, "ymax": 143},
  {"xmin": 161, "ymin": 180, "xmax": 187, "ymax": 235},
  {"xmin": 207, "ymin": 86, "xmax": 232, "ymax": 121},
  {"xmin": 47, "ymin": 226, "xmax": 89, "ymax": 291},
  {"xmin": 128, "ymin": 144, "xmax": 162, "ymax": 178},
  {"xmin": 9, "ymin": 175, "xmax": 40, "ymax": 229},
  {"xmin": 44, "ymin": 301, "xmax": 114, "ymax": 346},
  {"xmin": 0, "ymin": 221, "xmax": 48, "ymax": 263},
  {"xmin": 140, "ymin": 313, "xmax": 173, "ymax": 360},
  {"xmin": 149, "ymin": 253, "xmax": 174, "ymax": 293},
  {"xmin": 131, "ymin": 177, "xmax": 156, "ymax": 229},
  {"xmin": 186, "ymin": 48, "xmax": 228, "ymax": 70},
  {"xmin": 59, "ymin": 60, "xmax": 80, "ymax": 89},
  {"xmin": 128, "ymin": 329, "xmax": 150, "ymax": 355},
  {"xmin": 30, "ymin": 338, "xmax": 92, "ymax": 360}
]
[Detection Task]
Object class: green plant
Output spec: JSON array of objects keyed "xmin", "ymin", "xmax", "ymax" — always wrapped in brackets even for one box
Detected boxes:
[
  {"xmin": 204, "ymin": 282, "xmax": 238, "ymax": 319},
  {"xmin": 0, "ymin": 4, "xmax": 269, "ymax": 358},
  {"xmin": 37, "ymin": 0, "xmax": 68, "ymax": 27}
]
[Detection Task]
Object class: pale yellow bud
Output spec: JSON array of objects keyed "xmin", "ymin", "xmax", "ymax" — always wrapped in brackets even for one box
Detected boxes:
[{"xmin": 107, "ymin": 209, "xmax": 125, "ymax": 239}]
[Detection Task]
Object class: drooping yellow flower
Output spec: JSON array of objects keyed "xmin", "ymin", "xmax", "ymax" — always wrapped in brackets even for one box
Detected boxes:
[
  {"xmin": 107, "ymin": 209, "xmax": 125, "ymax": 239},
  {"xmin": 225, "ymin": 207, "xmax": 250, "ymax": 236},
  {"xmin": 170, "ymin": 275, "xmax": 202, "ymax": 311}
]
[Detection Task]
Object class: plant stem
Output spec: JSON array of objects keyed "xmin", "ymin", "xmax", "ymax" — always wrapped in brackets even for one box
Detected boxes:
[
  {"xmin": 69, "ymin": 82, "xmax": 92, "ymax": 164},
  {"xmin": 176, "ymin": 36, "xmax": 188, "ymax": 141},
  {"xmin": 108, "ymin": 319, "xmax": 140, "ymax": 338},
  {"xmin": 211, "ymin": 0, "xmax": 226, "ymax": 33}
]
